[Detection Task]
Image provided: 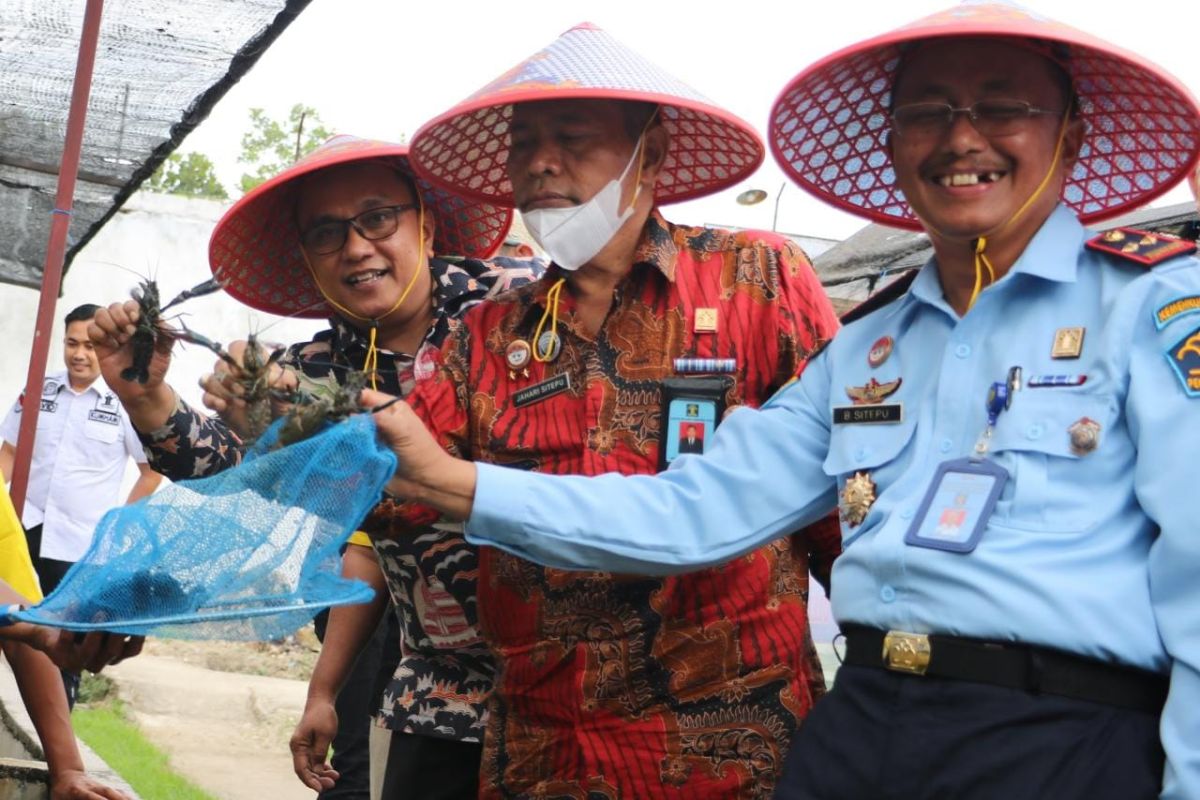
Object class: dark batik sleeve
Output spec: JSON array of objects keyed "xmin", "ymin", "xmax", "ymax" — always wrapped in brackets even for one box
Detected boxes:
[{"xmin": 136, "ymin": 392, "xmax": 245, "ymax": 480}]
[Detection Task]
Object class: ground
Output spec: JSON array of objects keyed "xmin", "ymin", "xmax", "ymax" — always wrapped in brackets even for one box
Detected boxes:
[
  {"xmin": 104, "ymin": 627, "xmax": 323, "ymax": 800},
  {"xmin": 141, "ymin": 626, "xmax": 320, "ymax": 681}
]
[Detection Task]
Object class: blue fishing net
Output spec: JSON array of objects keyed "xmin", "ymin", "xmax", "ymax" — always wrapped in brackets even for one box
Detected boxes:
[{"xmin": 13, "ymin": 413, "xmax": 396, "ymax": 640}]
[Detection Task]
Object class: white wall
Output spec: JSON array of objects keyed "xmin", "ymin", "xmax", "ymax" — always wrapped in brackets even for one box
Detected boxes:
[{"xmin": 0, "ymin": 191, "xmax": 324, "ymax": 493}]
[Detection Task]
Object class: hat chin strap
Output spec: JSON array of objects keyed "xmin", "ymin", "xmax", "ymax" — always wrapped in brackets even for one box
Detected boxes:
[
  {"xmin": 301, "ymin": 198, "xmax": 428, "ymax": 390},
  {"xmin": 921, "ymin": 108, "xmax": 1072, "ymax": 313}
]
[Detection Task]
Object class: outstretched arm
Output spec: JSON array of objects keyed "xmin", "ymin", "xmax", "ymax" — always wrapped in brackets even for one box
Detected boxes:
[
  {"xmin": 3, "ymin": 638, "xmax": 132, "ymax": 799},
  {"xmin": 367, "ymin": 354, "xmax": 839, "ymax": 574}
]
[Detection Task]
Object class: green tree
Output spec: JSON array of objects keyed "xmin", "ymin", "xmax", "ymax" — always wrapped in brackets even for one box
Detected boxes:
[
  {"xmin": 144, "ymin": 152, "xmax": 229, "ymax": 200},
  {"xmin": 238, "ymin": 104, "xmax": 332, "ymax": 193}
]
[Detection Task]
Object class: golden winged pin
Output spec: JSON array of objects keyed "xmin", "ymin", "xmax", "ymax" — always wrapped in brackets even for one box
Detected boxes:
[{"xmin": 845, "ymin": 377, "xmax": 903, "ymax": 405}]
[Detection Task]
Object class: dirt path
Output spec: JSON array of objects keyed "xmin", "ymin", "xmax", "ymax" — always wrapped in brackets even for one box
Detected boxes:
[{"xmin": 105, "ymin": 653, "xmax": 315, "ymax": 800}]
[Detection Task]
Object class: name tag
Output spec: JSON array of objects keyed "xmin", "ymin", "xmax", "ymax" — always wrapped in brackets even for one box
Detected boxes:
[
  {"xmin": 905, "ymin": 458, "xmax": 1008, "ymax": 554},
  {"xmin": 513, "ymin": 373, "xmax": 571, "ymax": 408},
  {"xmin": 833, "ymin": 403, "xmax": 903, "ymax": 424},
  {"xmin": 88, "ymin": 410, "xmax": 120, "ymax": 425},
  {"xmin": 39, "ymin": 399, "xmax": 58, "ymax": 413}
]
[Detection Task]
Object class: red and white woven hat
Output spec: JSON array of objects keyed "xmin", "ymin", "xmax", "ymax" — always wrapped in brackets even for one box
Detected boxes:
[
  {"xmin": 409, "ymin": 22, "xmax": 763, "ymax": 206},
  {"xmin": 209, "ymin": 135, "xmax": 513, "ymax": 318},
  {"xmin": 769, "ymin": 1, "xmax": 1200, "ymax": 230}
]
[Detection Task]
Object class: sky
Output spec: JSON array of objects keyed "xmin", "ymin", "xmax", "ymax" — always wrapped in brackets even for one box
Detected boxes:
[{"xmin": 176, "ymin": 0, "xmax": 1200, "ymax": 244}]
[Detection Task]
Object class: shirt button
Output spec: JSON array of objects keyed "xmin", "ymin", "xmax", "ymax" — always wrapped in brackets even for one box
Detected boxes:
[
  {"xmin": 1026, "ymin": 423, "xmax": 1044, "ymax": 440},
  {"xmin": 939, "ymin": 438, "xmax": 953, "ymax": 453},
  {"xmin": 900, "ymin": 508, "xmax": 915, "ymax": 520},
  {"xmin": 855, "ymin": 447, "xmax": 869, "ymax": 462},
  {"xmin": 954, "ymin": 343, "xmax": 972, "ymax": 359},
  {"xmin": 880, "ymin": 585, "xmax": 897, "ymax": 603}
]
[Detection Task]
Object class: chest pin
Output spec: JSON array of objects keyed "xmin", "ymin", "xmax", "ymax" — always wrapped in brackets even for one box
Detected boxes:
[
  {"xmin": 867, "ymin": 336, "xmax": 894, "ymax": 368},
  {"xmin": 1051, "ymin": 327, "xmax": 1085, "ymax": 359},
  {"xmin": 840, "ymin": 471, "xmax": 877, "ymax": 527},
  {"xmin": 535, "ymin": 330, "xmax": 562, "ymax": 363},
  {"xmin": 693, "ymin": 308, "xmax": 718, "ymax": 334},
  {"xmin": 1067, "ymin": 417, "xmax": 1101, "ymax": 456},
  {"xmin": 506, "ymin": 340, "xmax": 531, "ymax": 379}
]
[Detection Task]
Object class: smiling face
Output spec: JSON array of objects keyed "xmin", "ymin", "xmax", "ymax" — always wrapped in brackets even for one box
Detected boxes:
[
  {"xmin": 63, "ymin": 319, "xmax": 100, "ymax": 388},
  {"xmin": 295, "ymin": 161, "xmax": 435, "ymax": 331},
  {"xmin": 887, "ymin": 39, "xmax": 1084, "ymax": 245}
]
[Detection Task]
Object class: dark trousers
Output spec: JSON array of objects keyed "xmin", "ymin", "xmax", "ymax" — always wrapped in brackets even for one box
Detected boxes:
[
  {"xmin": 23, "ymin": 525, "xmax": 79, "ymax": 709},
  {"xmin": 776, "ymin": 664, "xmax": 1164, "ymax": 800},
  {"xmin": 381, "ymin": 733, "xmax": 482, "ymax": 800},
  {"xmin": 313, "ymin": 605, "xmax": 400, "ymax": 800}
]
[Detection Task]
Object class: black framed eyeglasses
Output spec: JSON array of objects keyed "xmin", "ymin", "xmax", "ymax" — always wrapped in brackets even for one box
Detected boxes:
[
  {"xmin": 299, "ymin": 203, "xmax": 419, "ymax": 255},
  {"xmin": 890, "ymin": 99, "xmax": 1062, "ymax": 139}
]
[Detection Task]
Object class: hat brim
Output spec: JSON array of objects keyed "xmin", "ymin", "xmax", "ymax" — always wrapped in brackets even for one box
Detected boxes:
[
  {"xmin": 770, "ymin": 10, "xmax": 1200, "ymax": 230},
  {"xmin": 209, "ymin": 140, "xmax": 512, "ymax": 318},
  {"xmin": 411, "ymin": 88, "xmax": 765, "ymax": 208}
]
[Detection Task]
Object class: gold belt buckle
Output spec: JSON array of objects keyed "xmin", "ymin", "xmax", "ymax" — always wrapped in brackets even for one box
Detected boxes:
[{"xmin": 882, "ymin": 630, "xmax": 931, "ymax": 675}]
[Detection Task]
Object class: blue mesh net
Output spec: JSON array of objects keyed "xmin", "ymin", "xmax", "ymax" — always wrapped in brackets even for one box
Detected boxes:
[{"xmin": 14, "ymin": 413, "xmax": 396, "ymax": 640}]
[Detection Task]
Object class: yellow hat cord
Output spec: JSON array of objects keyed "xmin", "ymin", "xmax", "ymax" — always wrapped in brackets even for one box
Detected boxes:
[
  {"xmin": 964, "ymin": 107, "xmax": 1072, "ymax": 311},
  {"xmin": 301, "ymin": 199, "xmax": 427, "ymax": 389},
  {"xmin": 533, "ymin": 278, "xmax": 565, "ymax": 362},
  {"xmin": 529, "ymin": 120, "xmax": 654, "ymax": 363}
]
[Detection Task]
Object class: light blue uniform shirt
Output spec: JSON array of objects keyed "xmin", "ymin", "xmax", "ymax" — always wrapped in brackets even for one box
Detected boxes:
[{"xmin": 467, "ymin": 206, "xmax": 1200, "ymax": 798}]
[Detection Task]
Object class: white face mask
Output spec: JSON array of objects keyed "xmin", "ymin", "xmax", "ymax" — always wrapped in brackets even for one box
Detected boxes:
[{"xmin": 521, "ymin": 139, "xmax": 643, "ymax": 271}]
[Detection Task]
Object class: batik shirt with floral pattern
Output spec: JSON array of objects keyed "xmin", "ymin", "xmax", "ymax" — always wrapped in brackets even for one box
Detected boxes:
[
  {"xmin": 138, "ymin": 255, "xmax": 539, "ymax": 742},
  {"xmin": 375, "ymin": 212, "xmax": 844, "ymax": 798}
]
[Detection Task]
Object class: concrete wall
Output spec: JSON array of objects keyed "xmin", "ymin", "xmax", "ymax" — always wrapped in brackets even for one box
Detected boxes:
[
  {"xmin": 0, "ymin": 661, "xmax": 137, "ymax": 799},
  {"xmin": 0, "ymin": 191, "xmax": 324, "ymax": 493}
]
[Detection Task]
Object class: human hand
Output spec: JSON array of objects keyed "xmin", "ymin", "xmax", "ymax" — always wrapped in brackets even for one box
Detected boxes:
[
  {"xmin": 34, "ymin": 628, "xmax": 144, "ymax": 675},
  {"xmin": 199, "ymin": 340, "xmax": 298, "ymax": 440},
  {"xmin": 364, "ymin": 389, "xmax": 477, "ymax": 520},
  {"xmin": 289, "ymin": 697, "xmax": 340, "ymax": 792},
  {"xmin": 49, "ymin": 769, "xmax": 132, "ymax": 800},
  {"xmin": 88, "ymin": 301, "xmax": 176, "ymax": 405},
  {"xmin": 361, "ymin": 389, "xmax": 451, "ymax": 498}
]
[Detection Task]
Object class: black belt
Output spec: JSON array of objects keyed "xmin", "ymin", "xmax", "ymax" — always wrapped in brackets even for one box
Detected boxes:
[{"xmin": 841, "ymin": 625, "xmax": 1167, "ymax": 715}]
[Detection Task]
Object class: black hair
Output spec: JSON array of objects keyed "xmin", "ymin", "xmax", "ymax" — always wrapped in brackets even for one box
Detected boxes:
[{"xmin": 64, "ymin": 303, "xmax": 100, "ymax": 327}]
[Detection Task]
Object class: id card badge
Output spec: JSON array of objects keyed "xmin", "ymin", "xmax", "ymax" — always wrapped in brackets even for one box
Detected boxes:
[
  {"xmin": 658, "ymin": 376, "xmax": 731, "ymax": 470},
  {"xmin": 904, "ymin": 458, "xmax": 1009, "ymax": 553}
]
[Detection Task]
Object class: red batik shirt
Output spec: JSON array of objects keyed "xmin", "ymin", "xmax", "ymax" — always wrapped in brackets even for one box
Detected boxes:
[{"xmin": 399, "ymin": 211, "xmax": 842, "ymax": 799}]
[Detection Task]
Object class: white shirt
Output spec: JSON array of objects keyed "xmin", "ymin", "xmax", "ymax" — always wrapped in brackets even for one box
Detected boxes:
[{"xmin": 1, "ymin": 371, "xmax": 147, "ymax": 561}]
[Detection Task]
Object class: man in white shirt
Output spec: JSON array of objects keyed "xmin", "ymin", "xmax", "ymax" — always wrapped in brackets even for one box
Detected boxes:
[{"xmin": 0, "ymin": 304, "xmax": 160, "ymax": 705}]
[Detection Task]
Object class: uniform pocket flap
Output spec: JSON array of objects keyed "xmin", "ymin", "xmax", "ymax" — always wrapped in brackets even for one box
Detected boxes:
[
  {"xmin": 988, "ymin": 392, "xmax": 1116, "ymax": 459},
  {"xmin": 823, "ymin": 413, "xmax": 917, "ymax": 476}
]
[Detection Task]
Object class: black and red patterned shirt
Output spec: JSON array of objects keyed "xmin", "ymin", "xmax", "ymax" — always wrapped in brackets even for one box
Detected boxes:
[{"xmin": 378, "ymin": 211, "xmax": 843, "ymax": 798}]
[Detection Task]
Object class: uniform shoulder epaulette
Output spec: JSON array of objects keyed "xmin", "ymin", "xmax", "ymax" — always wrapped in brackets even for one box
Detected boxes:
[
  {"xmin": 840, "ymin": 269, "xmax": 919, "ymax": 325},
  {"xmin": 1085, "ymin": 227, "xmax": 1197, "ymax": 267}
]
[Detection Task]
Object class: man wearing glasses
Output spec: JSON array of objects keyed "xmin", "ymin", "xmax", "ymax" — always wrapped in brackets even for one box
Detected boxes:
[
  {"xmin": 366, "ymin": 4, "xmax": 1200, "ymax": 798},
  {"xmin": 89, "ymin": 135, "xmax": 538, "ymax": 800}
]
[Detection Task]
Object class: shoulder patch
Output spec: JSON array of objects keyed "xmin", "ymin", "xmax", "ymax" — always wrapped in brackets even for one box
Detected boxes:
[
  {"xmin": 841, "ymin": 269, "xmax": 919, "ymax": 325},
  {"xmin": 1155, "ymin": 295, "xmax": 1200, "ymax": 330},
  {"xmin": 1166, "ymin": 324, "xmax": 1200, "ymax": 397},
  {"xmin": 1086, "ymin": 227, "xmax": 1196, "ymax": 267}
]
